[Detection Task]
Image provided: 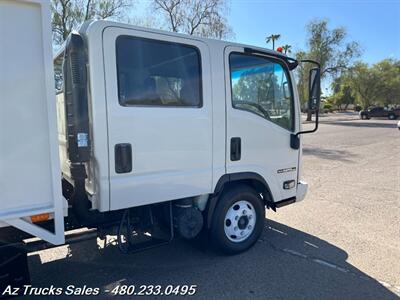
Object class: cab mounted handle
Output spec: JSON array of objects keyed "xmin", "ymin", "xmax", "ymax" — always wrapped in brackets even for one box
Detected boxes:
[
  {"xmin": 115, "ymin": 143, "xmax": 132, "ymax": 173},
  {"xmin": 230, "ymin": 137, "xmax": 241, "ymax": 161}
]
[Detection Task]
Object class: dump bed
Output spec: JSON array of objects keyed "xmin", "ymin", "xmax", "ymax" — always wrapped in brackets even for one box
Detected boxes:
[{"xmin": 0, "ymin": 0, "xmax": 64, "ymax": 244}]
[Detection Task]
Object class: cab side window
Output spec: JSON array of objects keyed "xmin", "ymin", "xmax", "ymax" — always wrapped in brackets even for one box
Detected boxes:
[
  {"xmin": 116, "ymin": 36, "xmax": 202, "ymax": 107},
  {"xmin": 230, "ymin": 53, "xmax": 294, "ymax": 131}
]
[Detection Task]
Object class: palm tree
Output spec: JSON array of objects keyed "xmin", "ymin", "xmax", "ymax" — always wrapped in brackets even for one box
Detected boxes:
[
  {"xmin": 265, "ymin": 34, "xmax": 281, "ymax": 50},
  {"xmin": 281, "ymin": 44, "xmax": 292, "ymax": 54}
]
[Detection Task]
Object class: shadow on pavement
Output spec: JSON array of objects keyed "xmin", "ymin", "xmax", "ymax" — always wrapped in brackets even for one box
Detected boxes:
[
  {"xmin": 323, "ymin": 121, "xmax": 398, "ymax": 129},
  {"xmin": 27, "ymin": 220, "xmax": 399, "ymax": 300},
  {"xmin": 303, "ymin": 147, "xmax": 355, "ymax": 162}
]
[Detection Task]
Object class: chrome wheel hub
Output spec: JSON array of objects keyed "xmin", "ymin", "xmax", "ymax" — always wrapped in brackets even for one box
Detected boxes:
[{"xmin": 224, "ymin": 200, "xmax": 256, "ymax": 243}]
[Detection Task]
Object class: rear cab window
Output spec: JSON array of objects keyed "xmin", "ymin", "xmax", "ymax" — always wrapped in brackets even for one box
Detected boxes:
[{"xmin": 116, "ymin": 36, "xmax": 202, "ymax": 107}]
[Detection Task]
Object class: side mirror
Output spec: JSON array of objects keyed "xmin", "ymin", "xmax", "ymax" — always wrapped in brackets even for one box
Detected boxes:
[
  {"xmin": 290, "ymin": 60, "xmax": 321, "ymax": 150},
  {"xmin": 308, "ymin": 67, "xmax": 321, "ymax": 111}
]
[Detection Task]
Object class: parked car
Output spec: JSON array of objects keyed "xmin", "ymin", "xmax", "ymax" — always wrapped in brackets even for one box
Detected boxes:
[
  {"xmin": 359, "ymin": 107, "xmax": 400, "ymax": 120},
  {"xmin": 398, "ymin": 120, "xmax": 400, "ymax": 130}
]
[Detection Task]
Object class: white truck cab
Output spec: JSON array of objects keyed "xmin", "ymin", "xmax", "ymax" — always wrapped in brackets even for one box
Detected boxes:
[
  {"xmin": 57, "ymin": 18, "xmax": 319, "ymax": 252},
  {"xmin": 0, "ymin": 0, "xmax": 320, "ymax": 288},
  {"xmin": 59, "ymin": 20, "xmax": 310, "ymax": 212}
]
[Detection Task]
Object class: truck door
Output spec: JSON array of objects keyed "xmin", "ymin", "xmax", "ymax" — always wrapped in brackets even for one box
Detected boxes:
[
  {"xmin": 224, "ymin": 47, "xmax": 301, "ymax": 202},
  {"xmin": 103, "ymin": 27, "xmax": 213, "ymax": 210}
]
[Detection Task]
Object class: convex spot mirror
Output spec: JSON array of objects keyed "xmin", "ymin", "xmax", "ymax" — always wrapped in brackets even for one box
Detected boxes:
[
  {"xmin": 283, "ymin": 81, "xmax": 290, "ymax": 99},
  {"xmin": 308, "ymin": 67, "xmax": 321, "ymax": 111}
]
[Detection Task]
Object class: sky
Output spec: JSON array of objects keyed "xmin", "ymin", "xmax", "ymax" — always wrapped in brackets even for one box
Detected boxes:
[
  {"xmin": 136, "ymin": 0, "xmax": 400, "ymax": 64},
  {"xmin": 228, "ymin": 0, "xmax": 400, "ymax": 64},
  {"xmin": 133, "ymin": 0, "xmax": 399, "ymax": 94}
]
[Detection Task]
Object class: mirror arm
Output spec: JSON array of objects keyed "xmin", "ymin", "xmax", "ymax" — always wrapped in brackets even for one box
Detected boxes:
[
  {"xmin": 300, "ymin": 59, "xmax": 321, "ymax": 68},
  {"xmin": 290, "ymin": 111, "xmax": 319, "ymax": 150},
  {"xmin": 295, "ymin": 110, "xmax": 319, "ymax": 137}
]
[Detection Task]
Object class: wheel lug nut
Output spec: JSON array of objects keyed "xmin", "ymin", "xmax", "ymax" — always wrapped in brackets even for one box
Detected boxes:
[
  {"xmin": 243, "ymin": 210, "xmax": 247, "ymax": 215},
  {"xmin": 234, "ymin": 227, "xmax": 238, "ymax": 231},
  {"xmin": 249, "ymin": 215, "xmax": 252, "ymax": 220},
  {"xmin": 248, "ymin": 225, "xmax": 252, "ymax": 230},
  {"xmin": 235, "ymin": 216, "xmax": 239, "ymax": 220}
]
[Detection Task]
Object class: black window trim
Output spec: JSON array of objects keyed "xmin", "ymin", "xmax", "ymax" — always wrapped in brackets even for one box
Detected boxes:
[
  {"xmin": 229, "ymin": 51, "xmax": 296, "ymax": 132},
  {"xmin": 115, "ymin": 35, "xmax": 204, "ymax": 108}
]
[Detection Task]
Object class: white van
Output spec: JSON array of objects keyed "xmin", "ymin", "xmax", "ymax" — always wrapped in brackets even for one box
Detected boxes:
[{"xmin": 0, "ymin": 0, "xmax": 320, "ymax": 287}]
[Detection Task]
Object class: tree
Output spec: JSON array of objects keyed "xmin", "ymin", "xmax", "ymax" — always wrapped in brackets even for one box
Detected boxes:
[
  {"xmin": 281, "ymin": 44, "xmax": 292, "ymax": 54},
  {"xmin": 152, "ymin": 0, "xmax": 232, "ymax": 39},
  {"xmin": 265, "ymin": 34, "xmax": 281, "ymax": 50},
  {"xmin": 327, "ymin": 59, "xmax": 400, "ymax": 110},
  {"xmin": 297, "ymin": 19, "xmax": 361, "ymax": 120},
  {"xmin": 294, "ymin": 50, "xmax": 309, "ymax": 112},
  {"xmin": 328, "ymin": 75, "xmax": 356, "ymax": 111},
  {"xmin": 347, "ymin": 60, "xmax": 400, "ymax": 109},
  {"xmin": 51, "ymin": 0, "xmax": 132, "ymax": 45},
  {"xmin": 372, "ymin": 59, "xmax": 400, "ymax": 107},
  {"xmin": 51, "ymin": 0, "xmax": 132, "ymax": 90},
  {"xmin": 347, "ymin": 63, "xmax": 379, "ymax": 109},
  {"xmin": 307, "ymin": 19, "xmax": 361, "ymax": 77}
]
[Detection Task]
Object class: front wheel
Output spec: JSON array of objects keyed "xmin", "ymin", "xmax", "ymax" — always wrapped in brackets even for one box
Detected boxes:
[
  {"xmin": 209, "ymin": 185, "xmax": 265, "ymax": 254},
  {"xmin": 388, "ymin": 114, "xmax": 397, "ymax": 120}
]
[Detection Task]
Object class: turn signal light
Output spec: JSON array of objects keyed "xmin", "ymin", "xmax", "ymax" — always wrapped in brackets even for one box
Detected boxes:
[
  {"xmin": 30, "ymin": 213, "xmax": 50, "ymax": 223},
  {"xmin": 283, "ymin": 180, "xmax": 296, "ymax": 190}
]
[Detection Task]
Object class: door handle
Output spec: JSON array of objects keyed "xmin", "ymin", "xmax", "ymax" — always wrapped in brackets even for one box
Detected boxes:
[
  {"xmin": 230, "ymin": 137, "xmax": 241, "ymax": 161},
  {"xmin": 115, "ymin": 143, "xmax": 132, "ymax": 173}
]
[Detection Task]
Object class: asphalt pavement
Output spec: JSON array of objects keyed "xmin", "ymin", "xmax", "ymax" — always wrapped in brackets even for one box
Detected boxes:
[{"xmin": 26, "ymin": 113, "xmax": 400, "ymax": 300}]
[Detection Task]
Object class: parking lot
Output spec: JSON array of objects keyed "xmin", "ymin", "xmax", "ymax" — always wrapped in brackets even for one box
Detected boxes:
[{"xmin": 28, "ymin": 113, "xmax": 400, "ymax": 300}]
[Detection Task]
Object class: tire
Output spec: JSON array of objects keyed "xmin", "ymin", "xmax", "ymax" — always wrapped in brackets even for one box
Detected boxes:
[
  {"xmin": 209, "ymin": 185, "xmax": 265, "ymax": 255},
  {"xmin": 360, "ymin": 114, "xmax": 367, "ymax": 120},
  {"xmin": 388, "ymin": 114, "xmax": 397, "ymax": 120}
]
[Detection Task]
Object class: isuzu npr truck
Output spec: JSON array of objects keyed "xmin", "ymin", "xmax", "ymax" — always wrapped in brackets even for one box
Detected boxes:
[{"xmin": 0, "ymin": 0, "xmax": 320, "ymax": 289}]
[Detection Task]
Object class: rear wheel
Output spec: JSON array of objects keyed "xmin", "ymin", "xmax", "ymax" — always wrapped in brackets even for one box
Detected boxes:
[
  {"xmin": 388, "ymin": 114, "xmax": 397, "ymax": 120},
  {"xmin": 209, "ymin": 185, "xmax": 265, "ymax": 254}
]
